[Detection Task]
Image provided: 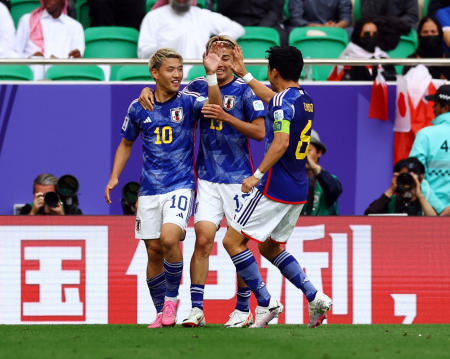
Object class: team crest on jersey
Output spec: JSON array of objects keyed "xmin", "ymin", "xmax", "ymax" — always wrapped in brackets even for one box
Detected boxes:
[
  {"xmin": 170, "ymin": 107, "xmax": 184, "ymax": 123},
  {"xmin": 223, "ymin": 96, "xmax": 236, "ymax": 111}
]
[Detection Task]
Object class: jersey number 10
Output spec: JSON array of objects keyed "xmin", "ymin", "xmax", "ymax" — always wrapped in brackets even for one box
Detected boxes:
[{"xmin": 154, "ymin": 126, "xmax": 173, "ymax": 144}]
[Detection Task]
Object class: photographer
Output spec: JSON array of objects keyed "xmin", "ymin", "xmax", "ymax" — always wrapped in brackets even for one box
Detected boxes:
[
  {"xmin": 364, "ymin": 158, "xmax": 437, "ymax": 216},
  {"xmin": 121, "ymin": 181, "xmax": 139, "ymax": 215},
  {"xmin": 19, "ymin": 173, "xmax": 82, "ymax": 215}
]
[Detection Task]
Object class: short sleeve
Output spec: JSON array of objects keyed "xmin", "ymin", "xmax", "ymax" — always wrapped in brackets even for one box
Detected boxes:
[
  {"xmin": 121, "ymin": 101, "xmax": 140, "ymax": 141},
  {"xmin": 243, "ymin": 87, "xmax": 266, "ymax": 122},
  {"xmin": 271, "ymin": 97, "xmax": 294, "ymax": 133}
]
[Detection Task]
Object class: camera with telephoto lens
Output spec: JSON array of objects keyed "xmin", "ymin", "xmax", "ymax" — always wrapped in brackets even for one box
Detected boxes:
[
  {"xmin": 44, "ymin": 191, "xmax": 60, "ymax": 208},
  {"xmin": 396, "ymin": 172, "xmax": 416, "ymax": 200},
  {"xmin": 55, "ymin": 174, "xmax": 82, "ymax": 215}
]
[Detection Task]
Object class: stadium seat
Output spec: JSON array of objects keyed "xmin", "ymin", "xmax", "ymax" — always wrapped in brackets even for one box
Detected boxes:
[
  {"xmin": 76, "ymin": 0, "xmax": 90, "ymax": 29},
  {"xmin": 187, "ymin": 65, "xmax": 206, "ymax": 80},
  {"xmin": 289, "ymin": 27, "xmax": 349, "ymax": 80},
  {"xmin": 238, "ymin": 26, "xmax": 280, "ymax": 58},
  {"xmin": 387, "ymin": 29, "xmax": 418, "ymax": 74},
  {"xmin": 146, "ymin": 0, "xmax": 156, "ymax": 12},
  {"xmin": 114, "ymin": 65, "xmax": 153, "ymax": 81},
  {"xmin": 84, "ymin": 26, "xmax": 139, "ymax": 58},
  {"xmin": 10, "ymin": 0, "xmax": 41, "ymax": 27},
  {"xmin": 353, "ymin": 0, "xmax": 362, "ymax": 23},
  {"xmin": 0, "ymin": 65, "xmax": 33, "ymax": 80},
  {"xmin": 284, "ymin": 0, "xmax": 290, "ymax": 20},
  {"xmin": 423, "ymin": 0, "xmax": 430, "ymax": 17},
  {"xmin": 237, "ymin": 26, "xmax": 279, "ymax": 80},
  {"xmin": 45, "ymin": 65, "xmax": 105, "ymax": 81},
  {"xmin": 196, "ymin": 0, "xmax": 207, "ymax": 8},
  {"xmin": 84, "ymin": 26, "xmax": 139, "ymax": 79}
]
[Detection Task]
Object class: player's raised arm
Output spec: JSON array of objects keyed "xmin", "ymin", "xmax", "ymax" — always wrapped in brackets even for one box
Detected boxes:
[
  {"xmin": 203, "ymin": 41, "xmax": 223, "ymax": 106},
  {"xmin": 105, "ymin": 138, "xmax": 134, "ymax": 204},
  {"xmin": 232, "ymin": 46, "xmax": 276, "ymax": 104}
]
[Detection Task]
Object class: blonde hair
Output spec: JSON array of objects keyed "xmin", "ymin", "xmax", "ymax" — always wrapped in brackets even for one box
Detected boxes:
[
  {"xmin": 205, "ymin": 35, "xmax": 237, "ymax": 53},
  {"xmin": 149, "ymin": 48, "xmax": 183, "ymax": 70}
]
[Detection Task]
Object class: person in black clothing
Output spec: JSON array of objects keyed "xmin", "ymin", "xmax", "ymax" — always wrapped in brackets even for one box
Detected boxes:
[
  {"xmin": 87, "ymin": 0, "xmax": 145, "ymax": 29},
  {"xmin": 403, "ymin": 16, "xmax": 449, "ymax": 80},
  {"xmin": 360, "ymin": 0, "xmax": 418, "ymax": 30},
  {"xmin": 364, "ymin": 157, "xmax": 437, "ymax": 216},
  {"xmin": 19, "ymin": 173, "xmax": 82, "ymax": 215},
  {"xmin": 216, "ymin": 0, "xmax": 286, "ymax": 45},
  {"xmin": 301, "ymin": 130, "xmax": 342, "ymax": 216},
  {"xmin": 428, "ymin": 0, "xmax": 448, "ymax": 17},
  {"xmin": 339, "ymin": 17, "xmax": 397, "ymax": 81}
]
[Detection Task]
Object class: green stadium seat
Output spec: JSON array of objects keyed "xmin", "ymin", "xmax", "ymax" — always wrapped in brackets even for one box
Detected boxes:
[
  {"xmin": 187, "ymin": 65, "xmax": 206, "ymax": 80},
  {"xmin": 289, "ymin": 27, "xmax": 349, "ymax": 80},
  {"xmin": 114, "ymin": 65, "xmax": 153, "ymax": 81},
  {"xmin": 84, "ymin": 26, "xmax": 139, "ymax": 79},
  {"xmin": 353, "ymin": 0, "xmax": 362, "ymax": 23},
  {"xmin": 146, "ymin": 0, "xmax": 156, "ymax": 12},
  {"xmin": 0, "ymin": 65, "xmax": 33, "ymax": 80},
  {"xmin": 76, "ymin": 0, "xmax": 90, "ymax": 29},
  {"xmin": 238, "ymin": 26, "xmax": 281, "ymax": 58},
  {"xmin": 387, "ymin": 29, "xmax": 418, "ymax": 74},
  {"xmin": 284, "ymin": 0, "xmax": 290, "ymax": 20},
  {"xmin": 45, "ymin": 65, "xmax": 105, "ymax": 81},
  {"xmin": 196, "ymin": 0, "xmax": 207, "ymax": 8},
  {"xmin": 10, "ymin": 0, "xmax": 41, "ymax": 27},
  {"xmin": 423, "ymin": 0, "xmax": 430, "ymax": 17},
  {"xmin": 84, "ymin": 26, "xmax": 139, "ymax": 58}
]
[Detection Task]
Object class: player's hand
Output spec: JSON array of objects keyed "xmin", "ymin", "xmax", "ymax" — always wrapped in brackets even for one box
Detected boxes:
[
  {"xmin": 231, "ymin": 46, "xmax": 247, "ymax": 78},
  {"xmin": 105, "ymin": 178, "xmax": 118, "ymax": 204},
  {"xmin": 201, "ymin": 103, "xmax": 227, "ymax": 121},
  {"xmin": 203, "ymin": 42, "xmax": 223, "ymax": 75},
  {"xmin": 29, "ymin": 192, "xmax": 45, "ymax": 215},
  {"xmin": 242, "ymin": 175, "xmax": 259, "ymax": 193},
  {"xmin": 139, "ymin": 87, "xmax": 155, "ymax": 111}
]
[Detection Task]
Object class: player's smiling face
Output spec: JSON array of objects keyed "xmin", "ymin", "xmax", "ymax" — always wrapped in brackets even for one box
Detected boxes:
[
  {"xmin": 152, "ymin": 58, "xmax": 183, "ymax": 95},
  {"xmin": 216, "ymin": 47, "xmax": 234, "ymax": 84}
]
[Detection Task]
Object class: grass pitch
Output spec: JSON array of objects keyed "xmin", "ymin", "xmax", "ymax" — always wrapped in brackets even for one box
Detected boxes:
[{"xmin": 1, "ymin": 324, "xmax": 449, "ymax": 359}]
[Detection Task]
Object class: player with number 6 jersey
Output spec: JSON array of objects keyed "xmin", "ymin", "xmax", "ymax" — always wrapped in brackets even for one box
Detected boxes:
[
  {"xmin": 257, "ymin": 87, "xmax": 314, "ymax": 204},
  {"xmin": 221, "ymin": 45, "xmax": 332, "ymax": 328}
]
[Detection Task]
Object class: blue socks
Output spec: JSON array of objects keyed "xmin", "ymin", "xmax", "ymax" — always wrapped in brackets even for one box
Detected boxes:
[
  {"xmin": 147, "ymin": 272, "xmax": 166, "ymax": 313},
  {"xmin": 272, "ymin": 250, "xmax": 317, "ymax": 302},
  {"xmin": 190, "ymin": 284, "xmax": 205, "ymax": 310},
  {"xmin": 231, "ymin": 249, "xmax": 270, "ymax": 307},
  {"xmin": 235, "ymin": 286, "xmax": 251, "ymax": 312},
  {"xmin": 164, "ymin": 259, "xmax": 183, "ymax": 298}
]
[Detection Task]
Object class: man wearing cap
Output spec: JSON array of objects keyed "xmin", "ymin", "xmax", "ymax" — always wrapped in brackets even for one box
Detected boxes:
[
  {"xmin": 301, "ymin": 129, "xmax": 342, "ymax": 215},
  {"xmin": 409, "ymin": 84, "xmax": 450, "ymax": 216}
]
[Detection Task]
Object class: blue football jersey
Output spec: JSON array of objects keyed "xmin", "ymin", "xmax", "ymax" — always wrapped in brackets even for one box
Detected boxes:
[
  {"xmin": 185, "ymin": 77, "xmax": 266, "ymax": 184},
  {"xmin": 121, "ymin": 91, "xmax": 204, "ymax": 196},
  {"xmin": 257, "ymin": 87, "xmax": 314, "ymax": 204}
]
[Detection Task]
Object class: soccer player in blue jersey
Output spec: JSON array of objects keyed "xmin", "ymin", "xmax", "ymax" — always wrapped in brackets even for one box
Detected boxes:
[
  {"xmin": 105, "ymin": 47, "xmax": 223, "ymax": 328},
  {"xmin": 221, "ymin": 45, "xmax": 333, "ymax": 328},
  {"xmin": 139, "ymin": 35, "xmax": 266, "ymax": 328}
]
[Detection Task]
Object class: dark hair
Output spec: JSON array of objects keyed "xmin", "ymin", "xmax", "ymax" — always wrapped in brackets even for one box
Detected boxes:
[
  {"xmin": 418, "ymin": 16, "xmax": 443, "ymax": 39},
  {"xmin": 351, "ymin": 17, "xmax": 379, "ymax": 45},
  {"xmin": 394, "ymin": 157, "xmax": 425, "ymax": 175},
  {"xmin": 266, "ymin": 46, "xmax": 303, "ymax": 82}
]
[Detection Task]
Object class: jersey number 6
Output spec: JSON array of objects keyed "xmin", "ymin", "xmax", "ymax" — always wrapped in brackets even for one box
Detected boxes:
[{"xmin": 295, "ymin": 120, "xmax": 312, "ymax": 160}]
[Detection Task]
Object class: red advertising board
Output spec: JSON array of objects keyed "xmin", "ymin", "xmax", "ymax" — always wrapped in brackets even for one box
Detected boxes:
[{"xmin": 0, "ymin": 216, "xmax": 449, "ymax": 324}]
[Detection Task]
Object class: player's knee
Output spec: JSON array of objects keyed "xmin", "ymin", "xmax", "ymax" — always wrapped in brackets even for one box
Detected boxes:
[
  {"xmin": 258, "ymin": 240, "xmax": 280, "ymax": 261},
  {"xmin": 194, "ymin": 235, "xmax": 214, "ymax": 257},
  {"xmin": 159, "ymin": 235, "xmax": 179, "ymax": 251}
]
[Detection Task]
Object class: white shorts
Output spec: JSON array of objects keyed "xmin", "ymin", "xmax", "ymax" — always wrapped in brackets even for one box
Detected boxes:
[
  {"xmin": 230, "ymin": 189, "xmax": 304, "ymax": 243},
  {"xmin": 194, "ymin": 179, "xmax": 250, "ymax": 227},
  {"xmin": 135, "ymin": 188, "xmax": 194, "ymax": 240}
]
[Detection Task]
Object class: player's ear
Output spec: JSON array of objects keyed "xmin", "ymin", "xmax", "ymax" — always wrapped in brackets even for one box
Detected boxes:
[{"xmin": 150, "ymin": 68, "xmax": 158, "ymax": 80}]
